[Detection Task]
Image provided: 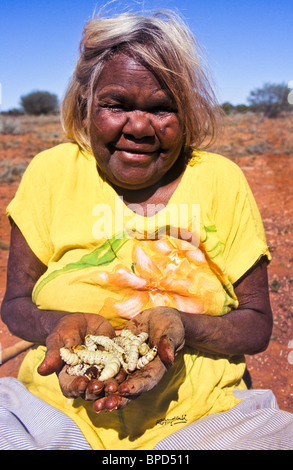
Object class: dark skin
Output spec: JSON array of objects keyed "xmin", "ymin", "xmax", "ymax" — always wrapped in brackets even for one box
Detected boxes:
[{"xmin": 1, "ymin": 222, "xmax": 273, "ymax": 411}]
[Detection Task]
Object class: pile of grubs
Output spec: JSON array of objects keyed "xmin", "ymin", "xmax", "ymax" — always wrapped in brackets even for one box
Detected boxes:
[{"xmin": 60, "ymin": 330, "xmax": 157, "ymax": 381}]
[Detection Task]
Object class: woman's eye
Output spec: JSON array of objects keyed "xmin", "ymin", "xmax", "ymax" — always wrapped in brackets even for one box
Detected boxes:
[
  {"xmin": 150, "ymin": 106, "xmax": 177, "ymax": 115},
  {"xmin": 99, "ymin": 102, "xmax": 128, "ymax": 112},
  {"xmin": 105, "ymin": 105, "xmax": 124, "ymax": 110},
  {"xmin": 153, "ymin": 108, "xmax": 170, "ymax": 115}
]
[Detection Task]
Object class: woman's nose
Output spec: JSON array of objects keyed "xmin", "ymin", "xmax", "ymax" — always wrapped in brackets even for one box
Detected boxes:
[{"xmin": 122, "ymin": 111, "xmax": 155, "ymax": 139}]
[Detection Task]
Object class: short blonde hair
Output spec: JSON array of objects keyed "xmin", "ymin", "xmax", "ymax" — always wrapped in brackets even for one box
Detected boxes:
[{"xmin": 61, "ymin": 9, "xmax": 221, "ymax": 153}]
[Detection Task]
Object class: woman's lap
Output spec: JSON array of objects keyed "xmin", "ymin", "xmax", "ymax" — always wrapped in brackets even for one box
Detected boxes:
[{"xmin": 0, "ymin": 377, "xmax": 292, "ymax": 450}]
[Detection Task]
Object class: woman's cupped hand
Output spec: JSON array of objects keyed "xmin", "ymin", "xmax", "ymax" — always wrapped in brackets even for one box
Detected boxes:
[{"xmin": 37, "ymin": 308, "xmax": 185, "ymax": 412}]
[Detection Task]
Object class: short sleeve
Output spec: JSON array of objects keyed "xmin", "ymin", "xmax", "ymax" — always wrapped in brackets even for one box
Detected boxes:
[
  {"xmin": 212, "ymin": 159, "xmax": 271, "ymax": 284},
  {"xmin": 6, "ymin": 152, "xmax": 54, "ymax": 265}
]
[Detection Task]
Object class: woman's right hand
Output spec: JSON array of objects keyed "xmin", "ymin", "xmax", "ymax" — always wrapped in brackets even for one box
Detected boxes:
[
  {"xmin": 2, "ymin": 224, "xmax": 120, "ymax": 401},
  {"xmin": 37, "ymin": 312, "xmax": 119, "ymax": 400}
]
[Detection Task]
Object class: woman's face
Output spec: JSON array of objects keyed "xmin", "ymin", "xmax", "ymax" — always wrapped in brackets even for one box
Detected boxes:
[{"xmin": 89, "ymin": 53, "xmax": 184, "ymax": 190}]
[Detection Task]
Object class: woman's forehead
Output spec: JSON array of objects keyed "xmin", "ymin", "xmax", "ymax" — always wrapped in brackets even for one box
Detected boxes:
[{"xmin": 95, "ymin": 53, "xmax": 166, "ymax": 94}]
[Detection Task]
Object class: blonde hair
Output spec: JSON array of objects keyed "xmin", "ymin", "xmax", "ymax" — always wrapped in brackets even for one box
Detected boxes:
[{"xmin": 61, "ymin": 9, "xmax": 221, "ymax": 154}]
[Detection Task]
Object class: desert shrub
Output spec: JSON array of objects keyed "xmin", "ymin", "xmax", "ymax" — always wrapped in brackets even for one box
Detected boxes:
[
  {"xmin": 221, "ymin": 102, "xmax": 250, "ymax": 115},
  {"xmin": 221, "ymin": 102, "xmax": 234, "ymax": 115},
  {"xmin": 234, "ymin": 104, "xmax": 249, "ymax": 113},
  {"xmin": 0, "ymin": 160, "xmax": 28, "ymax": 182},
  {"xmin": 1, "ymin": 108, "xmax": 24, "ymax": 116},
  {"xmin": 247, "ymin": 83, "xmax": 291, "ymax": 118},
  {"xmin": 20, "ymin": 91, "xmax": 59, "ymax": 116},
  {"xmin": 0, "ymin": 117, "xmax": 22, "ymax": 135}
]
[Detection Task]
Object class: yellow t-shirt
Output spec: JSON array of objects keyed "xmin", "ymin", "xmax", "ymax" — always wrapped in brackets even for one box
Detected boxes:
[{"xmin": 7, "ymin": 143, "xmax": 271, "ymax": 450}]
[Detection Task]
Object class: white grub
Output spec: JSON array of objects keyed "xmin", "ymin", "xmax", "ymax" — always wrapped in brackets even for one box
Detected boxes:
[
  {"xmin": 73, "ymin": 346, "xmax": 114, "ymax": 366},
  {"xmin": 139, "ymin": 342, "xmax": 150, "ymax": 356},
  {"xmin": 99, "ymin": 355, "xmax": 121, "ymax": 381},
  {"xmin": 60, "ymin": 347, "xmax": 81, "ymax": 366},
  {"xmin": 121, "ymin": 330, "xmax": 149, "ymax": 372},
  {"xmin": 85, "ymin": 334, "xmax": 125, "ymax": 356},
  {"xmin": 113, "ymin": 335, "xmax": 132, "ymax": 352},
  {"xmin": 137, "ymin": 346, "xmax": 157, "ymax": 369},
  {"xmin": 85, "ymin": 335, "xmax": 128, "ymax": 371},
  {"xmin": 114, "ymin": 330, "xmax": 148, "ymax": 350},
  {"xmin": 74, "ymin": 347, "xmax": 121, "ymax": 381},
  {"xmin": 83, "ymin": 335, "xmax": 98, "ymax": 351},
  {"xmin": 60, "ymin": 330, "xmax": 157, "ymax": 380}
]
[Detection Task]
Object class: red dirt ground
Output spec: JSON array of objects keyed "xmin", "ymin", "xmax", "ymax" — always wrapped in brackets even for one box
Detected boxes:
[{"xmin": 0, "ymin": 113, "xmax": 292, "ymax": 412}]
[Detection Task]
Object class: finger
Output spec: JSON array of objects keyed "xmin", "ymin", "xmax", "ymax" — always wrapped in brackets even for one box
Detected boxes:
[
  {"xmin": 38, "ymin": 348, "xmax": 63, "ymax": 376},
  {"xmin": 103, "ymin": 378, "xmax": 120, "ymax": 394},
  {"xmin": 84, "ymin": 379, "xmax": 105, "ymax": 400},
  {"xmin": 118, "ymin": 357, "xmax": 166, "ymax": 397},
  {"xmin": 93, "ymin": 396, "xmax": 108, "ymax": 413},
  {"xmin": 38, "ymin": 330, "xmax": 78, "ymax": 376},
  {"xmin": 104, "ymin": 394, "xmax": 130, "ymax": 410},
  {"xmin": 86, "ymin": 368, "xmax": 128, "ymax": 399},
  {"xmin": 93, "ymin": 394, "xmax": 130, "ymax": 413},
  {"xmin": 58, "ymin": 366, "xmax": 89, "ymax": 398},
  {"xmin": 149, "ymin": 308, "xmax": 185, "ymax": 358},
  {"xmin": 157, "ymin": 334, "xmax": 176, "ymax": 369},
  {"xmin": 102, "ymin": 368, "xmax": 127, "ymax": 393},
  {"xmin": 112, "ymin": 368, "xmax": 127, "ymax": 384}
]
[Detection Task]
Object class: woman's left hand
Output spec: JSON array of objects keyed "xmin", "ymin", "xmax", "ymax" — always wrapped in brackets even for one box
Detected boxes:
[{"xmin": 92, "ymin": 307, "xmax": 185, "ymax": 412}]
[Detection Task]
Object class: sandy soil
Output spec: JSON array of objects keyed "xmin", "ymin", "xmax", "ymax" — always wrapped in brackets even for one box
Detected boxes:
[{"xmin": 0, "ymin": 112, "xmax": 292, "ymax": 412}]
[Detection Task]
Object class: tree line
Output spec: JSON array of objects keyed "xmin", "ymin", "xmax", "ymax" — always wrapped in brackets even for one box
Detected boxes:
[
  {"xmin": 1, "ymin": 83, "xmax": 292, "ymax": 118},
  {"xmin": 222, "ymin": 82, "xmax": 292, "ymax": 118},
  {"xmin": 3, "ymin": 90, "xmax": 59, "ymax": 116}
]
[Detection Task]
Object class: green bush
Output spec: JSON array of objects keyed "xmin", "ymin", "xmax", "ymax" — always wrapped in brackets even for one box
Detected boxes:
[
  {"xmin": 20, "ymin": 91, "xmax": 59, "ymax": 116},
  {"xmin": 221, "ymin": 102, "xmax": 250, "ymax": 115},
  {"xmin": 247, "ymin": 83, "xmax": 291, "ymax": 118},
  {"xmin": 221, "ymin": 102, "xmax": 234, "ymax": 115},
  {"xmin": 234, "ymin": 104, "xmax": 249, "ymax": 113}
]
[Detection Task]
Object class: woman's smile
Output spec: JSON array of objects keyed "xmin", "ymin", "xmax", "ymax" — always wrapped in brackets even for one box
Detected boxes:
[
  {"xmin": 112, "ymin": 142, "xmax": 159, "ymax": 164},
  {"xmin": 115, "ymin": 149, "xmax": 156, "ymax": 162}
]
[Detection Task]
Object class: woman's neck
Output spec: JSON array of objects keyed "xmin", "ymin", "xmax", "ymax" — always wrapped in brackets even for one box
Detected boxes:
[{"xmin": 112, "ymin": 159, "xmax": 186, "ymax": 216}]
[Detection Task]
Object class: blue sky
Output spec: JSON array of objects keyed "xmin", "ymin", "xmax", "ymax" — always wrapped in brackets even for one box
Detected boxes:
[{"xmin": 1, "ymin": 0, "xmax": 292, "ymax": 111}]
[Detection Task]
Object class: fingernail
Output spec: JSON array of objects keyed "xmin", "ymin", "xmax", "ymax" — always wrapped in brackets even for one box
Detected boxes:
[
  {"xmin": 88, "ymin": 380, "xmax": 104, "ymax": 394},
  {"xmin": 93, "ymin": 398, "xmax": 107, "ymax": 413}
]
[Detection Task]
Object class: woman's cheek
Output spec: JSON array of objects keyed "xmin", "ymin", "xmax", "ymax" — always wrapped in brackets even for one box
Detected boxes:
[
  {"xmin": 95, "ymin": 114, "xmax": 126, "ymax": 142},
  {"xmin": 159, "ymin": 119, "xmax": 183, "ymax": 150}
]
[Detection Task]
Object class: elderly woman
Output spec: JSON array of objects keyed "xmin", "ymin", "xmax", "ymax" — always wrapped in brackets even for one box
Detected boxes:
[{"xmin": 2, "ymin": 10, "xmax": 290, "ymax": 450}]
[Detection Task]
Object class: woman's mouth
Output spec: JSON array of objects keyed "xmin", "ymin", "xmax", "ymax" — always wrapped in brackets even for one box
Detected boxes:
[{"xmin": 114, "ymin": 147, "xmax": 157, "ymax": 162}]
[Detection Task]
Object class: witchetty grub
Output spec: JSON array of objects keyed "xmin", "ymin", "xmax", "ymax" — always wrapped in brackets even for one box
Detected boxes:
[{"xmin": 60, "ymin": 329, "xmax": 157, "ymax": 381}]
